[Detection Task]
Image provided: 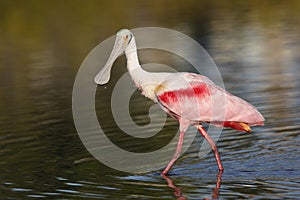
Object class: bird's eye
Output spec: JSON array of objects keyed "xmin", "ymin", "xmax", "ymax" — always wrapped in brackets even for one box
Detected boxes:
[{"xmin": 125, "ymin": 35, "xmax": 128, "ymax": 39}]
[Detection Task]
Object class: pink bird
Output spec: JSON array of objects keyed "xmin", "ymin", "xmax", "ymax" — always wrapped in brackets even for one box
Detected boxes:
[{"xmin": 95, "ymin": 29, "xmax": 265, "ymax": 175}]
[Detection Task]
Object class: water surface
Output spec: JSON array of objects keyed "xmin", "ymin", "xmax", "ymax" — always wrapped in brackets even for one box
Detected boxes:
[{"xmin": 1, "ymin": 1, "xmax": 300, "ymax": 199}]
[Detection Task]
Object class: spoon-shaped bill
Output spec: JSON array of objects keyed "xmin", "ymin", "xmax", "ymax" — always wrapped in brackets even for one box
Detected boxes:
[{"xmin": 94, "ymin": 36, "xmax": 125, "ymax": 85}]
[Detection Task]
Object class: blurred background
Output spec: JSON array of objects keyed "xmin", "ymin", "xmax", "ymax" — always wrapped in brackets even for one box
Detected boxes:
[{"xmin": 1, "ymin": 1, "xmax": 299, "ymax": 199}]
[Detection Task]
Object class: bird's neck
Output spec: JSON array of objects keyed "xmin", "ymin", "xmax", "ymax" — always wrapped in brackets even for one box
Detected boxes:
[
  {"xmin": 124, "ymin": 39, "xmax": 163, "ymax": 101},
  {"xmin": 125, "ymin": 43, "xmax": 140, "ymax": 72},
  {"xmin": 125, "ymin": 40, "xmax": 148, "ymax": 88}
]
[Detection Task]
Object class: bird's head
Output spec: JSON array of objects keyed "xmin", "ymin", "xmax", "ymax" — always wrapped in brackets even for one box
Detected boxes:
[
  {"xmin": 117, "ymin": 29, "xmax": 133, "ymax": 47},
  {"xmin": 94, "ymin": 29, "xmax": 134, "ymax": 85}
]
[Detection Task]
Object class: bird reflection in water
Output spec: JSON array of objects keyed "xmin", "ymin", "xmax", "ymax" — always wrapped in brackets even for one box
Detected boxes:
[
  {"xmin": 162, "ymin": 171, "xmax": 223, "ymax": 200},
  {"xmin": 162, "ymin": 175, "xmax": 187, "ymax": 200}
]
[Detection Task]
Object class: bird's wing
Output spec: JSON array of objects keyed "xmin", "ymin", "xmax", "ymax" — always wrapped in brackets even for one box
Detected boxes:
[{"xmin": 155, "ymin": 73, "xmax": 264, "ymax": 127}]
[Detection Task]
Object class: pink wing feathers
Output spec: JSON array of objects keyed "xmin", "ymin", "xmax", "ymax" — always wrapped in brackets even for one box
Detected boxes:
[{"xmin": 155, "ymin": 73, "xmax": 264, "ymax": 132}]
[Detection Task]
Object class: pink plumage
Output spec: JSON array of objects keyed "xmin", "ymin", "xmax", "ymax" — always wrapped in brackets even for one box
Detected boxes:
[{"xmin": 156, "ymin": 73, "xmax": 264, "ymax": 132}]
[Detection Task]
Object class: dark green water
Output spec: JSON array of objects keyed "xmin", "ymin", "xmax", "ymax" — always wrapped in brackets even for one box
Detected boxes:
[{"xmin": 1, "ymin": 1, "xmax": 300, "ymax": 199}]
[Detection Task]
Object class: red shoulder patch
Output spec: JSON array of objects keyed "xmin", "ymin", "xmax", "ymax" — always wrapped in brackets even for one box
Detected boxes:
[
  {"xmin": 192, "ymin": 83, "xmax": 210, "ymax": 96},
  {"xmin": 157, "ymin": 83, "xmax": 210, "ymax": 104},
  {"xmin": 158, "ymin": 91, "xmax": 178, "ymax": 104}
]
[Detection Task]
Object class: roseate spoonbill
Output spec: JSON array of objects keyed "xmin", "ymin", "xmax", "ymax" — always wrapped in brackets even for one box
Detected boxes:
[{"xmin": 94, "ymin": 29, "xmax": 265, "ymax": 175}]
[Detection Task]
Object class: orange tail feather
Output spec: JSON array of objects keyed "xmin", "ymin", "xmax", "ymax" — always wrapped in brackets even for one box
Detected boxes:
[{"xmin": 223, "ymin": 122, "xmax": 252, "ymax": 133}]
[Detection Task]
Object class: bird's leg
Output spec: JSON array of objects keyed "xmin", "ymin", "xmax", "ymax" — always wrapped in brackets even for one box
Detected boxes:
[
  {"xmin": 212, "ymin": 171, "xmax": 223, "ymax": 199},
  {"xmin": 196, "ymin": 125, "xmax": 224, "ymax": 172},
  {"xmin": 161, "ymin": 130, "xmax": 185, "ymax": 175}
]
